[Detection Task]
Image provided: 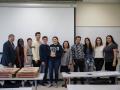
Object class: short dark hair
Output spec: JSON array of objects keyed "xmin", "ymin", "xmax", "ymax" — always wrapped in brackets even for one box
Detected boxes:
[
  {"xmin": 8, "ymin": 34, "xmax": 14, "ymax": 38},
  {"xmin": 42, "ymin": 36, "xmax": 48, "ymax": 40},
  {"xmin": 52, "ymin": 36, "xmax": 59, "ymax": 40},
  {"xmin": 35, "ymin": 32, "xmax": 41, "ymax": 36},
  {"xmin": 75, "ymin": 36, "xmax": 81, "ymax": 40},
  {"xmin": 27, "ymin": 38, "xmax": 32, "ymax": 42}
]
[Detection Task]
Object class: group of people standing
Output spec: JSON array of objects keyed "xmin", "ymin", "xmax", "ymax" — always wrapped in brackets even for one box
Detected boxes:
[
  {"xmin": 71, "ymin": 36, "xmax": 118, "ymax": 85},
  {"xmin": 0, "ymin": 32, "xmax": 119, "ymax": 88}
]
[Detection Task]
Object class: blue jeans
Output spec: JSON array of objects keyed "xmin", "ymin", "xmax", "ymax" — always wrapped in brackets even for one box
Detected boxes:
[
  {"xmin": 85, "ymin": 57, "xmax": 94, "ymax": 72},
  {"xmin": 49, "ymin": 59, "xmax": 61, "ymax": 84},
  {"xmin": 41, "ymin": 61, "xmax": 48, "ymax": 83}
]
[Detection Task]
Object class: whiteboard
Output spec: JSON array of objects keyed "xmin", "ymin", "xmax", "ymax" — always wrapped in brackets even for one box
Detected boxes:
[
  {"xmin": 0, "ymin": 7, "xmax": 74, "ymax": 52},
  {"xmin": 76, "ymin": 26, "xmax": 120, "ymax": 54}
]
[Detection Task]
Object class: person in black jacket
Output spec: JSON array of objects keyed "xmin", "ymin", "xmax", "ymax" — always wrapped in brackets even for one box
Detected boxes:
[
  {"xmin": 39, "ymin": 36, "xmax": 50, "ymax": 85},
  {"xmin": 48, "ymin": 36, "xmax": 63, "ymax": 88},
  {"xmin": 1, "ymin": 34, "xmax": 16, "ymax": 67}
]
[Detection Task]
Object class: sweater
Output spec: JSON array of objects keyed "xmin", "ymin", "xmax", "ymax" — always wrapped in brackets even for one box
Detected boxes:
[
  {"xmin": 49, "ymin": 44, "xmax": 63, "ymax": 60},
  {"xmin": 40, "ymin": 44, "xmax": 50, "ymax": 62}
]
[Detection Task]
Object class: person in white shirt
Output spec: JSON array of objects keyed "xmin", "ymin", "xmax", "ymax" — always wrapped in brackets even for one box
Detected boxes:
[
  {"xmin": 94, "ymin": 37, "xmax": 104, "ymax": 71},
  {"xmin": 32, "ymin": 32, "xmax": 41, "ymax": 67}
]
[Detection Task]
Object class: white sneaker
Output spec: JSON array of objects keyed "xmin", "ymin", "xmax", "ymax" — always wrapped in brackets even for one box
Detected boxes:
[
  {"xmin": 54, "ymin": 83, "xmax": 58, "ymax": 88},
  {"xmin": 48, "ymin": 83, "xmax": 53, "ymax": 88}
]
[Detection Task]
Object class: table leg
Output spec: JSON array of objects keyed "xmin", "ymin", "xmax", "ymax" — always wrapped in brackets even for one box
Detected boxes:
[
  {"xmin": 68, "ymin": 78, "xmax": 71, "ymax": 84},
  {"xmin": 116, "ymin": 77, "xmax": 118, "ymax": 84},
  {"xmin": 22, "ymin": 80, "xmax": 25, "ymax": 87},
  {"xmin": 35, "ymin": 80, "xmax": 37, "ymax": 90}
]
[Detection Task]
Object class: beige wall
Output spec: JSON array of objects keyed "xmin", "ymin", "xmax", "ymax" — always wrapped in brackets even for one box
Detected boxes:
[{"xmin": 76, "ymin": 3, "xmax": 120, "ymax": 26}]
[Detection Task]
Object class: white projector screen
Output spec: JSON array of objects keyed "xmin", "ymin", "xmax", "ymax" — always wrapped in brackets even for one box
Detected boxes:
[{"xmin": 0, "ymin": 7, "xmax": 74, "ymax": 52}]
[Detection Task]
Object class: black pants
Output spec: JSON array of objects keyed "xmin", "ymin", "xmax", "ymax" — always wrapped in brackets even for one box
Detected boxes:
[
  {"xmin": 94, "ymin": 58, "xmax": 104, "ymax": 71},
  {"xmin": 32, "ymin": 60, "xmax": 41, "ymax": 67},
  {"xmin": 105, "ymin": 60, "xmax": 118, "ymax": 84},
  {"xmin": 74, "ymin": 59, "xmax": 85, "ymax": 84},
  {"xmin": 74, "ymin": 59, "xmax": 85, "ymax": 72}
]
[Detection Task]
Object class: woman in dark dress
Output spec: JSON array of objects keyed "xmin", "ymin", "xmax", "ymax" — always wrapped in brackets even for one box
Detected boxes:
[
  {"xmin": 104, "ymin": 35, "xmax": 118, "ymax": 84},
  {"xmin": 15, "ymin": 38, "xmax": 25, "ymax": 68}
]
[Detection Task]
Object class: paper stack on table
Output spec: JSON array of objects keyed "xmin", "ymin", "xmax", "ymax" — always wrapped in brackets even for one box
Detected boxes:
[
  {"xmin": 0, "ymin": 68, "xmax": 20, "ymax": 78},
  {"xmin": 16, "ymin": 67, "xmax": 39, "ymax": 78}
]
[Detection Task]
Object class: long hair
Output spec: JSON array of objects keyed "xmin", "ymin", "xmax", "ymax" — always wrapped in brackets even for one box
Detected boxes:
[
  {"xmin": 106, "ymin": 35, "xmax": 118, "ymax": 47},
  {"xmin": 17, "ymin": 38, "xmax": 24, "ymax": 47},
  {"xmin": 17, "ymin": 38, "xmax": 24, "ymax": 55},
  {"xmin": 84, "ymin": 38, "xmax": 93, "ymax": 53},
  {"xmin": 95, "ymin": 37, "xmax": 103, "ymax": 48}
]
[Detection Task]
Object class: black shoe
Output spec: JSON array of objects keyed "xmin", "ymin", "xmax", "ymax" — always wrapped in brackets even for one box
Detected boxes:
[
  {"xmin": 25, "ymin": 81, "xmax": 32, "ymax": 87},
  {"xmin": 41, "ymin": 83, "xmax": 47, "ymax": 86},
  {"xmin": 81, "ymin": 81, "xmax": 85, "ymax": 84},
  {"xmin": 73, "ymin": 81, "xmax": 77, "ymax": 84},
  {"xmin": 44, "ymin": 81, "xmax": 49, "ymax": 84},
  {"xmin": 62, "ymin": 84, "xmax": 67, "ymax": 88}
]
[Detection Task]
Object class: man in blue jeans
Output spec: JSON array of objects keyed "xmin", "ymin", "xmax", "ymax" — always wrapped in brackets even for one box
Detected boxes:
[{"xmin": 39, "ymin": 36, "xmax": 50, "ymax": 86}]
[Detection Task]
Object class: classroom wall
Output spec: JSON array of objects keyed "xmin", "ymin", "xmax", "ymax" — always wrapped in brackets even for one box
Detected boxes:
[
  {"xmin": 76, "ymin": 2, "xmax": 120, "ymax": 70},
  {"xmin": 76, "ymin": 3, "xmax": 120, "ymax": 26}
]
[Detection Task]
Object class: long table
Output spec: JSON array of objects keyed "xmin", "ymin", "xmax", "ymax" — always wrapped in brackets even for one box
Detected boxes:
[
  {"xmin": 0, "ymin": 73, "xmax": 44, "ymax": 90},
  {"xmin": 62, "ymin": 71, "xmax": 120, "ymax": 84},
  {"xmin": 67, "ymin": 85, "xmax": 120, "ymax": 90},
  {"xmin": 0, "ymin": 87, "xmax": 32, "ymax": 90}
]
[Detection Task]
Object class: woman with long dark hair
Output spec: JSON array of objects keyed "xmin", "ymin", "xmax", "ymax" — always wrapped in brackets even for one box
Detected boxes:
[
  {"xmin": 84, "ymin": 38, "xmax": 94, "ymax": 72},
  {"xmin": 104, "ymin": 35, "xmax": 118, "ymax": 84},
  {"xmin": 94, "ymin": 37, "xmax": 104, "ymax": 71},
  {"xmin": 15, "ymin": 38, "xmax": 25, "ymax": 68}
]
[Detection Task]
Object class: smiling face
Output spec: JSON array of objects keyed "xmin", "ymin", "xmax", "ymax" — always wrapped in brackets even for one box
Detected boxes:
[
  {"xmin": 35, "ymin": 34, "xmax": 41, "ymax": 41},
  {"xmin": 19, "ymin": 39, "xmax": 24, "ymax": 46},
  {"xmin": 95, "ymin": 37, "xmax": 103, "ymax": 47},
  {"xmin": 52, "ymin": 37, "xmax": 58, "ymax": 45},
  {"xmin": 75, "ymin": 38, "xmax": 81, "ymax": 44},
  {"xmin": 106, "ymin": 36, "xmax": 112, "ymax": 44},
  {"xmin": 27, "ymin": 39, "xmax": 32, "ymax": 47},
  {"xmin": 96, "ymin": 38, "xmax": 102, "ymax": 46},
  {"xmin": 63, "ymin": 41, "xmax": 69, "ymax": 49},
  {"xmin": 42, "ymin": 37, "xmax": 48, "ymax": 44},
  {"xmin": 11, "ymin": 36, "xmax": 15, "ymax": 42},
  {"xmin": 85, "ymin": 38, "xmax": 90, "ymax": 45},
  {"xmin": 8, "ymin": 34, "xmax": 15, "ymax": 42}
]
